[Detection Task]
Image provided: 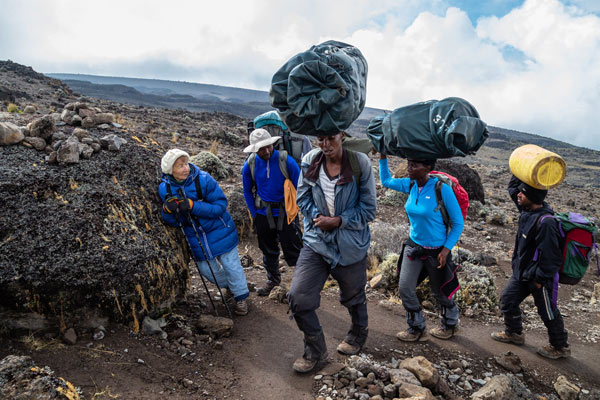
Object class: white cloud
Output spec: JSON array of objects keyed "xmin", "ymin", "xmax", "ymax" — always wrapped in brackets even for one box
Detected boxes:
[{"xmin": 1, "ymin": 0, "xmax": 599, "ymax": 148}]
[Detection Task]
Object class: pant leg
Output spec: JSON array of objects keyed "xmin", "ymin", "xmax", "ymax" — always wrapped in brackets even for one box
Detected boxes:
[
  {"xmin": 530, "ymin": 281, "xmax": 569, "ymax": 349},
  {"xmin": 216, "ymin": 246, "xmax": 249, "ymax": 301},
  {"xmin": 423, "ymin": 256, "xmax": 459, "ymax": 328},
  {"xmin": 254, "ymin": 214, "xmax": 281, "ymax": 284},
  {"xmin": 196, "ymin": 259, "xmax": 228, "ymax": 287},
  {"xmin": 398, "ymin": 246, "xmax": 427, "ymax": 331},
  {"xmin": 499, "ymin": 275, "xmax": 531, "ymax": 334},
  {"xmin": 330, "ymin": 257, "xmax": 369, "ymax": 346},
  {"xmin": 278, "ymin": 216, "xmax": 303, "ymax": 267},
  {"xmin": 287, "ymin": 247, "xmax": 331, "ymax": 337}
]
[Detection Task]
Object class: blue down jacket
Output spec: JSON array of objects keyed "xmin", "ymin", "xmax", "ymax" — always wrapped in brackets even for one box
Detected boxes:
[{"xmin": 158, "ymin": 163, "xmax": 238, "ymax": 261}]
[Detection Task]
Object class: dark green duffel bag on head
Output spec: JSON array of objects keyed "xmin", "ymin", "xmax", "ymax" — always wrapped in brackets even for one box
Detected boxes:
[
  {"xmin": 367, "ymin": 97, "xmax": 488, "ymax": 159},
  {"xmin": 270, "ymin": 40, "xmax": 368, "ymax": 137}
]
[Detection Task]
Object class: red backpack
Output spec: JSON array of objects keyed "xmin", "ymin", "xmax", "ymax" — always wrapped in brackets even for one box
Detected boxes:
[
  {"xmin": 429, "ymin": 171, "xmax": 469, "ymax": 225},
  {"xmin": 408, "ymin": 171, "xmax": 469, "ymax": 227}
]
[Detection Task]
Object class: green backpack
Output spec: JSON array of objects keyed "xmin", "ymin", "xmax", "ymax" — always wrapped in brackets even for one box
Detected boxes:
[{"xmin": 537, "ymin": 212, "xmax": 598, "ymax": 285}]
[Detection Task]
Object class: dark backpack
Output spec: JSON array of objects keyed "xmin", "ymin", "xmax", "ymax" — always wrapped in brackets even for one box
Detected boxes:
[
  {"xmin": 538, "ymin": 212, "xmax": 598, "ymax": 285},
  {"xmin": 250, "ymin": 111, "xmax": 311, "ymax": 165}
]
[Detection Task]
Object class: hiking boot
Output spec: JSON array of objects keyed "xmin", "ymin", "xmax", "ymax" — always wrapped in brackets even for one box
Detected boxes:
[
  {"xmin": 537, "ymin": 344, "xmax": 571, "ymax": 360},
  {"xmin": 396, "ymin": 329, "xmax": 428, "ymax": 342},
  {"xmin": 257, "ymin": 281, "xmax": 277, "ymax": 296},
  {"xmin": 292, "ymin": 352, "xmax": 328, "ymax": 373},
  {"xmin": 430, "ymin": 325, "xmax": 459, "ymax": 340},
  {"xmin": 336, "ymin": 341, "xmax": 361, "ymax": 355},
  {"xmin": 233, "ymin": 299, "xmax": 248, "ymax": 316},
  {"xmin": 491, "ymin": 331, "xmax": 525, "ymax": 345}
]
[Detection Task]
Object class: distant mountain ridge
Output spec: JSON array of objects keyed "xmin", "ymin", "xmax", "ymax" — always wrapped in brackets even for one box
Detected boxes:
[{"xmin": 47, "ymin": 72, "xmax": 600, "ymax": 187}]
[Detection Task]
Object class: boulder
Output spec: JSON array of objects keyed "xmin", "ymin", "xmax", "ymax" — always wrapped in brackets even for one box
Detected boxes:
[
  {"xmin": 23, "ymin": 105, "xmax": 36, "ymax": 113},
  {"xmin": 61, "ymin": 109, "xmax": 75, "ymax": 124},
  {"xmin": 94, "ymin": 113, "xmax": 115, "ymax": 124},
  {"xmin": 0, "ymin": 122, "xmax": 24, "ymax": 145},
  {"xmin": 100, "ymin": 134, "xmax": 127, "ymax": 151},
  {"xmin": 24, "ymin": 136, "xmax": 47, "ymax": 151},
  {"xmin": 0, "ymin": 142, "xmax": 189, "ymax": 329},
  {"xmin": 222, "ymin": 186, "xmax": 251, "ymax": 238},
  {"xmin": 190, "ymin": 151, "xmax": 229, "ymax": 180},
  {"xmin": 28, "ymin": 115, "xmax": 56, "ymax": 140},
  {"xmin": 0, "ymin": 355, "xmax": 81, "ymax": 399},
  {"xmin": 436, "ymin": 159, "xmax": 485, "ymax": 204},
  {"xmin": 56, "ymin": 142, "xmax": 80, "ymax": 164}
]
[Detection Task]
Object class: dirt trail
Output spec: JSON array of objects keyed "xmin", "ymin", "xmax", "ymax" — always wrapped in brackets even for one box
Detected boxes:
[{"xmin": 222, "ymin": 267, "xmax": 600, "ymax": 399}]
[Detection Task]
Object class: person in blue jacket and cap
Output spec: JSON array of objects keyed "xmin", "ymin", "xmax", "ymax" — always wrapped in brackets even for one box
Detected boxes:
[{"xmin": 158, "ymin": 149, "xmax": 250, "ymax": 316}]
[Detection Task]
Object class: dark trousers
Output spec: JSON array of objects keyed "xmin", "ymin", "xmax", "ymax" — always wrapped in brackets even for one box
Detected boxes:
[
  {"xmin": 254, "ymin": 213, "xmax": 302, "ymax": 285},
  {"xmin": 288, "ymin": 247, "xmax": 368, "ymax": 358},
  {"xmin": 500, "ymin": 274, "xmax": 568, "ymax": 349}
]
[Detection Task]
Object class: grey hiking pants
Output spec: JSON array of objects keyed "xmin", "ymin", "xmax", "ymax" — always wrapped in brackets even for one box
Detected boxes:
[
  {"xmin": 288, "ymin": 246, "xmax": 368, "ymax": 358},
  {"xmin": 399, "ymin": 243, "xmax": 459, "ymax": 332}
]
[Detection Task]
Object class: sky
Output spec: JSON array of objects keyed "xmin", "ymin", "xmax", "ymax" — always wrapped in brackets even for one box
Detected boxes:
[{"xmin": 2, "ymin": 0, "xmax": 600, "ymax": 149}]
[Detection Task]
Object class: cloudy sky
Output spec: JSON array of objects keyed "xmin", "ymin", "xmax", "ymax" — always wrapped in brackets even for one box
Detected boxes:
[{"xmin": 2, "ymin": 0, "xmax": 600, "ymax": 149}]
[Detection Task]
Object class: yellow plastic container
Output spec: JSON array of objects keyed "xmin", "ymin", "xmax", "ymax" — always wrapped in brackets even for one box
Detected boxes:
[{"xmin": 509, "ymin": 144, "xmax": 566, "ymax": 189}]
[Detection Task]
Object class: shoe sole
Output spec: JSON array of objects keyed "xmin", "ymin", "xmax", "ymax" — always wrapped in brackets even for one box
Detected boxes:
[
  {"xmin": 537, "ymin": 350, "xmax": 570, "ymax": 359},
  {"xmin": 396, "ymin": 333, "xmax": 428, "ymax": 342},
  {"xmin": 293, "ymin": 354, "xmax": 329, "ymax": 373},
  {"xmin": 336, "ymin": 345, "xmax": 361, "ymax": 355},
  {"xmin": 491, "ymin": 333, "xmax": 524, "ymax": 345}
]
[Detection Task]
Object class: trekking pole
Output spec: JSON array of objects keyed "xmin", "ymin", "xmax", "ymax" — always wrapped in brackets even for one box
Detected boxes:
[
  {"xmin": 175, "ymin": 218, "xmax": 219, "ymax": 316},
  {"xmin": 177, "ymin": 189, "xmax": 234, "ymax": 319}
]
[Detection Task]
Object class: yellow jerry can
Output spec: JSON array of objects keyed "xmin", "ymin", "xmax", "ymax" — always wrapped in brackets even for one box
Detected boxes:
[{"xmin": 509, "ymin": 144, "xmax": 566, "ymax": 189}]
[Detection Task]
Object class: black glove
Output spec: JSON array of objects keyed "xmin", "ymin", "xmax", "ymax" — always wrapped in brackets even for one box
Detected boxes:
[
  {"xmin": 178, "ymin": 198, "xmax": 193, "ymax": 214},
  {"xmin": 163, "ymin": 197, "xmax": 180, "ymax": 214}
]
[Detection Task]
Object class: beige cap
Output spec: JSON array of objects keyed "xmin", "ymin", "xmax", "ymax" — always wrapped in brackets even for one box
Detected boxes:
[{"xmin": 243, "ymin": 129, "xmax": 281, "ymax": 153}]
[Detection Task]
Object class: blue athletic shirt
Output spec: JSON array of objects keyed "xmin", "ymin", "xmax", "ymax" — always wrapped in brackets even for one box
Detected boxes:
[{"xmin": 378, "ymin": 158, "xmax": 464, "ymax": 250}]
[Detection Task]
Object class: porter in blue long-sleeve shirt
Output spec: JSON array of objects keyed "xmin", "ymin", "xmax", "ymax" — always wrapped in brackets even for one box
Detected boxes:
[{"xmin": 379, "ymin": 158, "xmax": 464, "ymax": 250}]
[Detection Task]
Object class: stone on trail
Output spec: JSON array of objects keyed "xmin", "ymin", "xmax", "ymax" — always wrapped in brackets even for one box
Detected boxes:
[
  {"xmin": 194, "ymin": 314, "xmax": 233, "ymax": 338},
  {"xmin": 396, "ymin": 382, "xmax": 436, "ymax": 400},
  {"xmin": 471, "ymin": 374, "xmax": 533, "ymax": 400},
  {"xmin": 63, "ymin": 327, "xmax": 77, "ymax": 345},
  {"xmin": 400, "ymin": 356, "xmax": 439, "ymax": 390},
  {"xmin": 268, "ymin": 285, "xmax": 287, "ymax": 303},
  {"xmin": 554, "ymin": 375, "xmax": 580, "ymax": 400},
  {"xmin": 494, "ymin": 351, "xmax": 522, "ymax": 373}
]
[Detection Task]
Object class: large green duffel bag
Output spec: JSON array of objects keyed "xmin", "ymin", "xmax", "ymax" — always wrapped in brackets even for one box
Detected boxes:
[
  {"xmin": 270, "ymin": 40, "xmax": 368, "ymax": 137},
  {"xmin": 367, "ymin": 97, "xmax": 488, "ymax": 159}
]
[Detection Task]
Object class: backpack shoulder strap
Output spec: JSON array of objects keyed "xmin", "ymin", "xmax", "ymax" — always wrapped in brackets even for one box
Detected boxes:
[
  {"xmin": 434, "ymin": 179, "xmax": 450, "ymax": 227},
  {"xmin": 194, "ymin": 174, "xmax": 203, "ymax": 201},
  {"xmin": 165, "ymin": 182, "xmax": 173, "ymax": 198},
  {"xmin": 278, "ymin": 150, "xmax": 290, "ymax": 180},
  {"xmin": 346, "ymin": 150, "xmax": 362, "ymax": 183},
  {"xmin": 248, "ymin": 153, "xmax": 257, "ymax": 184}
]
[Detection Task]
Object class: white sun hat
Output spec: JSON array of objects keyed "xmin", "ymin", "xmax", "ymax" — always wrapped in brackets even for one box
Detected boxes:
[{"xmin": 243, "ymin": 128, "xmax": 281, "ymax": 153}]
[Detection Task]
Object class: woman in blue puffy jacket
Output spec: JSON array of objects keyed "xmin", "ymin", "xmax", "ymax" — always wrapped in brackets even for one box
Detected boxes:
[
  {"xmin": 379, "ymin": 154, "xmax": 464, "ymax": 341},
  {"xmin": 158, "ymin": 149, "xmax": 249, "ymax": 315}
]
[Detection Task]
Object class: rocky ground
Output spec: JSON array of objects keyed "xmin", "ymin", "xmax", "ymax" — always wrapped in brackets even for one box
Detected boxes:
[{"xmin": 1, "ymin": 60, "xmax": 600, "ymax": 399}]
